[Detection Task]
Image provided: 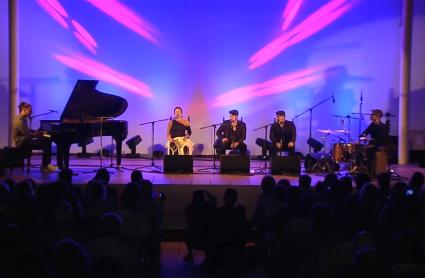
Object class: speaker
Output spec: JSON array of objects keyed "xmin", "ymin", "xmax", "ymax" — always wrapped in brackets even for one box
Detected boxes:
[
  {"xmin": 270, "ymin": 155, "xmax": 301, "ymax": 175},
  {"xmin": 163, "ymin": 155, "xmax": 193, "ymax": 173},
  {"xmin": 220, "ymin": 155, "xmax": 250, "ymax": 174}
]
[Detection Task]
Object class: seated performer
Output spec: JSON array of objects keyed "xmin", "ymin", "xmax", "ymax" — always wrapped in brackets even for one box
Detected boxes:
[
  {"xmin": 214, "ymin": 110, "xmax": 247, "ymax": 155},
  {"xmin": 12, "ymin": 102, "xmax": 57, "ymax": 173},
  {"xmin": 270, "ymin": 110, "xmax": 296, "ymax": 155},
  {"xmin": 360, "ymin": 109, "xmax": 390, "ymax": 176},
  {"xmin": 256, "ymin": 110, "xmax": 296, "ymax": 156},
  {"xmin": 166, "ymin": 106, "xmax": 193, "ymax": 155}
]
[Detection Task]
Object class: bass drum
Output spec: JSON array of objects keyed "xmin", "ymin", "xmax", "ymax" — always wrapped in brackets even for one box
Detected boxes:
[{"xmin": 332, "ymin": 143, "xmax": 355, "ymax": 162}]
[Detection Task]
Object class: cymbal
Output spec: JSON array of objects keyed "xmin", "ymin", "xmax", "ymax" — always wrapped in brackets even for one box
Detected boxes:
[
  {"xmin": 316, "ymin": 129, "xmax": 337, "ymax": 134},
  {"xmin": 359, "ymin": 137, "xmax": 373, "ymax": 141},
  {"xmin": 335, "ymin": 129, "xmax": 352, "ymax": 133},
  {"xmin": 332, "ymin": 114, "xmax": 359, "ymax": 119}
]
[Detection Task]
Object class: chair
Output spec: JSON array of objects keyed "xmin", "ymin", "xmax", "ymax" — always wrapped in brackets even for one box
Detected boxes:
[{"xmin": 0, "ymin": 147, "xmax": 32, "ymax": 173}]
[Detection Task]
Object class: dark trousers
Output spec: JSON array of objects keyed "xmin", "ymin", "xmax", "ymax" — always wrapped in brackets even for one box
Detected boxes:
[
  {"xmin": 255, "ymin": 138, "xmax": 294, "ymax": 156},
  {"xmin": 19, "ymin": 137, "xmax": 52, "ymax": 167},
  {"xmin": 214, "ymin": 139, "xmax": 247, "ymax": 155}
]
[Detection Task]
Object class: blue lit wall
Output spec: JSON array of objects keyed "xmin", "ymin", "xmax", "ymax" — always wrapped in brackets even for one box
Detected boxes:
[{"xmin": 1, "ymin": 0, "xmax": 425, "ymax": 154}]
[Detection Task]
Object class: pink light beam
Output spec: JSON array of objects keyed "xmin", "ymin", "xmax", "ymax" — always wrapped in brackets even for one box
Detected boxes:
[
  {"xmin": 37, "ymin": 0, "xmax": 69, "ymax": 29},
  {"xmin": 250, "ymin": 0, "xmax": 355, "ymax": 69},
  {"xmin": 71, "ymin": 20, "xmax": 98, "ymax": 54},
  {"xmin": 54, "ymin": 53, "xmax": 154, "ymax": 97},
  {"xmin": 86, "ymin": 0, "xmax": 160, "ymax": 45},
  {"xmin": 282, "ymin": 0, "xmax": 304, "ymax": 31},
  {"xmin": 214, "ymin": 66, "xmax": 324, "ymax": 107}
]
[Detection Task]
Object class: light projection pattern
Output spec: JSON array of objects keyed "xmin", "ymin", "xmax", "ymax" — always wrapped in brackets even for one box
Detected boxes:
[
  {"xmin": 214, "ymin": 66, "xmax": 325, "ymax": 107},
  {"xmin": 36, "ymin": 0, "xmax": 158, "ymax": 97},
  {"xmin": 54, "ymin": 54, "xmax": 154, "ymax": 97},
  {"xmin": 282, "ymin": 0, "xmax": 304, "ymax": 31},
  {"xmin": 86, "ymin": 0, "xmax": 160, "ymax": 45},
  {"xmin": 250, "ymin": 0, "xmax": 355, "ymax": 69}
]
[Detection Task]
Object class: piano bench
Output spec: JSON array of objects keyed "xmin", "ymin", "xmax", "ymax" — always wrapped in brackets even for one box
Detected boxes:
[{"xmin": 0, "ymin": 147, "xmax": 32, "ymax": 173}]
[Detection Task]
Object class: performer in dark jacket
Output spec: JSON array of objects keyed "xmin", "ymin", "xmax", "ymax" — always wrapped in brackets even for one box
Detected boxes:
[
  {"xmin": 269, "ymin": 110, "xmax": 296, "ymax": 155},
  {"xmin": 214, "ymin": 110, "xmax": 247, "ymax": 155},
  {"xmin": 361, "ymin": 109, "xmax": 389, "ymax": 147},
  {"xmin": 360, "ymin": 109, "xmax": 390, "ymax": 177}
]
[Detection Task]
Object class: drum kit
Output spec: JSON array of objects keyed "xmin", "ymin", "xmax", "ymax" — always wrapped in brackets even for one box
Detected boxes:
[{"xmin": 306, "ymin": 114, "xmax": 375, "ymax": 175}]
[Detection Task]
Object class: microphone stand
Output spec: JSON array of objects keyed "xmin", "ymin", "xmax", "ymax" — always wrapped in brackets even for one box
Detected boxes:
[
  {"xmin": 137, "ymin": 117, "xmax": 171, "ymax": 172},
  {"xmin": 197, "ymin": 122, "xmax": 230, "ymax": 173},
  {"xmin": 295, "ymin": 95, "xmax": 334, "ymax": 154},
  {"xmin": 29, "ymin": 110, "xmax": 58, "ymax": 129},
  {"xmin": 253, "ymin": 123, "xmax": 273, "ymax": 174}
]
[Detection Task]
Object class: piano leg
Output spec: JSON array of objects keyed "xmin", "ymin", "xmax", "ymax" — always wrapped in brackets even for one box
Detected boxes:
[
  {"xmin": 57, "ymin": 143, "xmax": 72, "ymax": 169},
  {"xmin": 56, "ymin": 143, "xmax": 63, "ymax": 169},
  {"xmin": 63, "ymin": 143, "xmax": 71, "ymax": 169},
  {"xmin": 115, "ymin": 139, "xmax": 123, "ymax": 167}
]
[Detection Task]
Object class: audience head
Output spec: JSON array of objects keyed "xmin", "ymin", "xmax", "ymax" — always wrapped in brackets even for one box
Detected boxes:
[
  {"xmin": 223, "ymin": 188, "xmax": 238, "ymax": 207},
  {"xmin": 94, "ymin": 168, "xmax": 110, "ymax": 185},
  {"xmin": 99, "ymin": 212, "xmax": 123, "ymax": 238},
  {"xmin": 120, "ymin": 182, "xmax": 140, "ymax": 210},
  {"xmin": 15, "ymin": 179, "xmax": 35, "ymax": 198},
  {"xmin": 409, "ymin": 171, "xmax": 424, "ymax": 189},
  {"xmin": 85, "ymin": 180, "xmax": 107, "ymax": 204},
  {"xmin": 130, "ymin": 170, "xmax": 144, "ymax": 184},
  {"xmin": 354, "ymin": 173, "xmax": 371, "ymax": 192},
  {"xmin": 376, "ymin": 172, "xmax": 390, "ymax": 194},
  {"xmin": 192, "ymin": 190, "xmax": 206, "ymax": 204},
  {"xmin": 53, "ymin": 238, "xmax": 93, "ymax": 278},
  {"xmin": 277, "ymin": 178, "xmax": 290, "ymax": 188},
  {"xmin": 260, "ymin": 175, "xmax": 276, "ymax": 195},
  {"xmin": 140, "ymin": 179, "xmax": 153, "ymax": 199},
  {"xmin": 59, "ymin": 168, "xmax": 73, "ymax": 184},
  {"xmin": 298, "ymin": 175, "xmax": 312, "ymax": 191},
  {"xmin": 359, "ymin": 183, "xmax": 379, "ymax": 207},
  {"xmin": 324, "ymin": 173, "xmax": 338, "ymax": 188},
  {"xmin": 339, "ymin": 176, "xmax": 353, "ymax": 195}
]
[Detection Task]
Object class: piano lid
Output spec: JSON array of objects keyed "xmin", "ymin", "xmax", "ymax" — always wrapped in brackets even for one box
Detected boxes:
[{"xmin": 60, "ymin": 80, "xmax": 128, "ymax": 121}]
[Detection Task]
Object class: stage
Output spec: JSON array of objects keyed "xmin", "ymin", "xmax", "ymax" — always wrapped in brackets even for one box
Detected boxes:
[{"xmin": 5, "ymin": 154, "xmax": 424, "ymax": 230}]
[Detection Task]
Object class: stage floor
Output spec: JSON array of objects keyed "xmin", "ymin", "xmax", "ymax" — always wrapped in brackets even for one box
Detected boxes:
[
  {"xmin": 6, "ymin": 155, "xmax": 424, "ymax": 229},
  {"xmin": 6, "ymin": 154, "xmax": 424, "ymax": 186}
]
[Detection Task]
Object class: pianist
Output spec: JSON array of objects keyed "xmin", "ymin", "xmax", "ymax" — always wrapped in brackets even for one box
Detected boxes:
[{"xmin": 12, "ymin": 102, "xmax": 57, "ymax": 173}]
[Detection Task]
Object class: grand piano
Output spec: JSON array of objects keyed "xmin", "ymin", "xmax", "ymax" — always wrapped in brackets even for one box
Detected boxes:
[{"xmin": 40, "ymin": 80, "xmax": 128, "ymax": 169}]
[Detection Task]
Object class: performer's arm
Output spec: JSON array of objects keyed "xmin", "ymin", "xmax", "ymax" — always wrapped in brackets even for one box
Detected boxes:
[
  {"xmin": 361, "ymin": 124, "xmax": 371, "ymax": 137},
  {"xmin": 186, "ymin": 125, "xmax": 192, "ymax": 137},
  {"xmin": 291, "ymin": 122, "xmax": 297, "ymax": 144},
  {"xmin": 239, "ymin": 123, "xmax": 246, "ymax": 143},
  {"xmin": 270, "ymin": 125, "xmax": 277, "ymax": 144},
  {"xmin": 167, "ymin": 121, "xmax": 173, "ymax": 141},
  {"xmin": 216, "ymin": 124, "xmax": 224, "ymax": 140}
]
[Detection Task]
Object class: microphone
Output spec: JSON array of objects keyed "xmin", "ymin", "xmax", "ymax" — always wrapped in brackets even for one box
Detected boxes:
[
  {"xmin": 360, "ymin": 90, "xmax": 363, "ymax": 102},
  {"xmin": 49, "ymin": 109, "xmax": 58, "ymax": 113},
  {"xmin": 188, "ymin": 116, "xmax": 190, "ymax": 122},
  {"xmin": 332, "ymin": 92, "xmax": 335, "ymax": 103}
]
